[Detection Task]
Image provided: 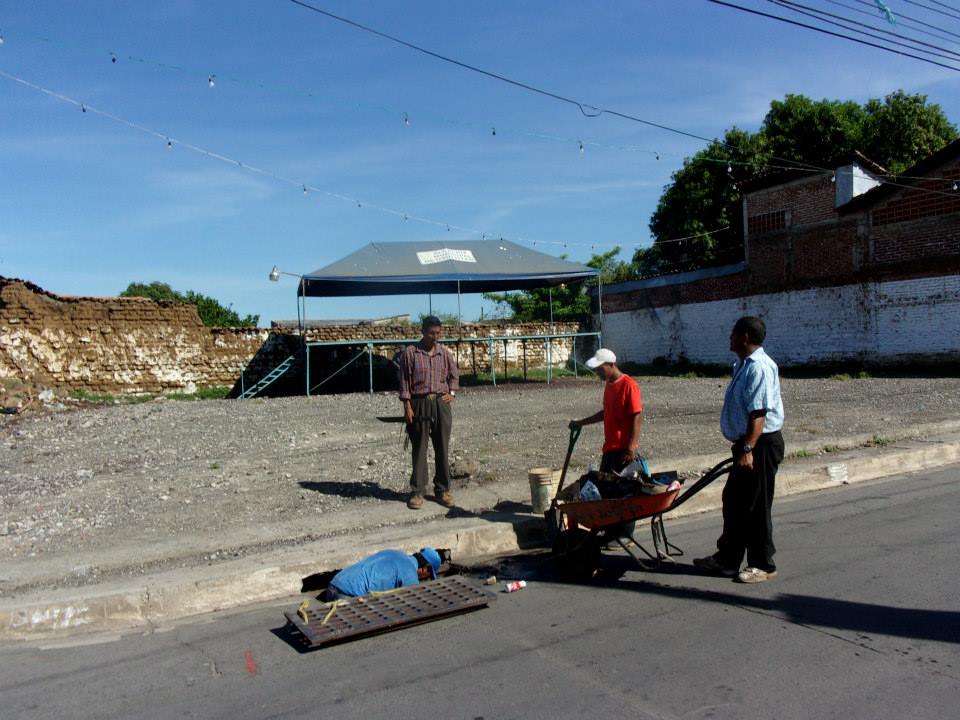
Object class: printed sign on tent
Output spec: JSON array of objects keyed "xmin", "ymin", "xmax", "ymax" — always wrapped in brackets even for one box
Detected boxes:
[{"xmin": 416, "ymin": 249, "xmax": 477, "ymax": 265}]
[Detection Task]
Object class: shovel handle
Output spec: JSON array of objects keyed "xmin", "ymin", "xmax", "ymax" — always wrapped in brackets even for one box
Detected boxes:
[{"xmin": 555, "ymin": 425, "xmax": 582, "ymax": 498}]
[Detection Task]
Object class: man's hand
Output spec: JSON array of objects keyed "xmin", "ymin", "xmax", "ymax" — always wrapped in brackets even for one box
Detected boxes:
[
  {"xmin": 441, "ymin": 393, "xmax": 454, "ymax": 404},
  {"xmin": 735, "ymin": 450, "xmax": 754, "ymax": 470},
  {"xmin": 568, "ymin": 419, "xmax": 582, "ymax": 429},
  {"xmin": 404, "ymin": 403, "xmax": 415, "ymax": 425},
  {"xmin": 621, "ymin": 448, "xmax": 635, "ymax": 465}
]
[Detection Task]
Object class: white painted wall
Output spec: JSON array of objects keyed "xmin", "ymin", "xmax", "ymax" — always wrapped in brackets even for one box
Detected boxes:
[{"xmin": 601, "ymin": 275, "xmax": 960, "ymax": 366}]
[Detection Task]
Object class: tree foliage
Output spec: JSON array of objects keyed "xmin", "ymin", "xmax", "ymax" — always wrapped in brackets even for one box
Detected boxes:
[
  {"xmin": 642, "ymin": 91, "xmax": 956, "ymax": 274},
  {"xmin": 120, "ymin": 281, "xmax": 259, "ymax": 327},
  {"xmin": 483, "ymin": 248, "xmax": 633, "ymax": 323}
]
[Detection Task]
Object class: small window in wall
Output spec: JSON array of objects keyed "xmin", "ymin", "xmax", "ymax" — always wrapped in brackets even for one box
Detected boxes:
[{"xmin": 748, "ymin": 210, "xmax": 787, "ymax": 236}]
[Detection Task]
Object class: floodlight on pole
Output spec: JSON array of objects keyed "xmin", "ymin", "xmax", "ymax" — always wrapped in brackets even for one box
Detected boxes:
[{"xmin": 269, "ymin": 265, "xmax": 301, "ymax": 282}]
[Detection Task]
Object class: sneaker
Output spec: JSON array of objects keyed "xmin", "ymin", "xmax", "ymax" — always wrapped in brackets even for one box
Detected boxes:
[
  {"xmin": 693, "ymin": 555, "xmax": 739, "ymax": 577},
  {"xmin": 736, "ymin": 567, "xmax": 778, "ymax": 583},
  {"xmin": 407, "ymin": 494, "xmax": 424, "ymax": 510},
  {"xmin": 436, "ymin": 491, "xmax": 455, "ymax": 508}
]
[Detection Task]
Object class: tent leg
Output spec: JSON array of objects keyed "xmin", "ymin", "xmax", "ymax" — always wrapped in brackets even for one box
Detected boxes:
[
  {"xmin": 489, "ymin": 339, "xmax": 496, "ymax": 387},
  {"xmin": 305, "ymin": 344, "xmax": 311, "ymax": 397},
  {"xmin": 367, "ymin": 342, "xmax": 373, "ymax": 394},
  {"xmin": 546, "ymin": 336, "xmax": 552, "ymax": 384},
  {"xmin": 573, "ymin": 336, "xmax": 578, "ymax": 377}
]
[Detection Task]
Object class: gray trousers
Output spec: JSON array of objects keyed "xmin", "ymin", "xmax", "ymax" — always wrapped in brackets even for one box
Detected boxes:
[{"xmin": 407, "ymin": 395, "xmax": 452, "ymax": 495}]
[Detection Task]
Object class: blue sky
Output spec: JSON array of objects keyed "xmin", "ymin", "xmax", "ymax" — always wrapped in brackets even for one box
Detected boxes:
[{"xmin": 2, "ymin": 1, "xmax": 958, "ymax": 325}]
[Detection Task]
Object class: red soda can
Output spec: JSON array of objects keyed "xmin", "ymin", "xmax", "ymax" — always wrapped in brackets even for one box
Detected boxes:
[{"xmin": 503, "ymin": 580, "xmax": 527, "ymax": 593}]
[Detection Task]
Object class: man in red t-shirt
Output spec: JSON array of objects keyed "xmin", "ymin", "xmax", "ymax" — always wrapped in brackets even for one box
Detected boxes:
[{"xmin": 569, "ymin": 348, "xmax": 643, "ymax": 473}]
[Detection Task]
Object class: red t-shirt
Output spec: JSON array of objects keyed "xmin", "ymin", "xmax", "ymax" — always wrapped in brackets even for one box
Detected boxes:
[{"xmin": 602, "ymin": 374, "xmax": 643, "ymax": 453}]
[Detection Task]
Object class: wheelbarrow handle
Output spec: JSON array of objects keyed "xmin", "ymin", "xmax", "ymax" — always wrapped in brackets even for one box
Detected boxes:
[
  {"xmin": 668, "ymin": 456, "xmax": 734, "ymax": 512},
  {"xmin": 554, "ymin": 425, "xmax": 582, "ymax": 498}
]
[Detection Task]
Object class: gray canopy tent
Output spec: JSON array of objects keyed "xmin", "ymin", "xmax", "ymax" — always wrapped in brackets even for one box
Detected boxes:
[
  {"xmin": 299, "ymin": 239, "xmax": 600, "ymax": 297},
  {"xmin": 271, "ymin": 240, "xmax": 604, "ymax": 395}
]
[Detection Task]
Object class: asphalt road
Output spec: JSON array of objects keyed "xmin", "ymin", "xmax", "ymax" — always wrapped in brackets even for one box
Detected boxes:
[{"xmin": 2, "ymin": 466, "xmax": 958, "ymax": 720}]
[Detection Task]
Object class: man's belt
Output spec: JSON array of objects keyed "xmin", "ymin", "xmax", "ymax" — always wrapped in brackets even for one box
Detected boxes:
[{"xmin": 411, "ymin": 393, "xmax": 441, "ymax": 399}]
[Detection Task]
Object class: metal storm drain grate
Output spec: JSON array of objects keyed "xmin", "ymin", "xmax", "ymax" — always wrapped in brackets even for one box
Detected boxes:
[{"xmin": 283, "ymin": 575, "xmax": 496, "ymax": 649}]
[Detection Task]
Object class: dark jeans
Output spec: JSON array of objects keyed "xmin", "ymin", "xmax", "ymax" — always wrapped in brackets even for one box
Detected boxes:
[
  {"xmin": 599, "ymin": 450, "xmax": 647, "ymax": 475},
  {"xmin": 715, "ymin": 430, "xmax": 785, "ymax": 572},
  {"xmin": 407, "ymin": 395, "xmax": 452, "ymax": 495}
]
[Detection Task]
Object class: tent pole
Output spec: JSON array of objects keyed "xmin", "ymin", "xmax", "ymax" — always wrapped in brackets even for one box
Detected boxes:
[
  {"xmin": 457, "ymin": 280, "xmax": 462, "ymax": 339},
  {"xmin": 598, "ymin": 276, "xmax": 604, "ymax": 345},
  {"xmin": 429, "ymin": 294, "xmax": 432, "ymax": 316}
]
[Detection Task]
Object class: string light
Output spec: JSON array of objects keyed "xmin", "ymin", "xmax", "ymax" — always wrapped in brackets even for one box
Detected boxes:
[
  {"xmin": 954, "ymin": 181, "xmax": 959, "ymax": 191},
  {"xmin": 110, "ymin": 52, "xmax": 117, "ymax": 64},
  {"xmin": 207, "ymin": 74, "xmax": 216, "ymax": 88},
  {"xmin": 0, "ymin": 30, "xmax": 5, "ymax": 45},
  {"xmin": 403, "ymin": 112, "xmax": 410, "ymax": 127},
  {"xmin": 491, "ymin": 127, "xmax": 496, "ymax": 136},
  {"xmin": 578, "ymin": 140, "xmax": 584, "ymax": 153},
  {"xmin": 831, "ymin": 173, "xmax": 836, "ymax": 183},
  {"xmin": 166, "ymin": 138, "xmax": 173, "ymax": 149},
  {"xmin": 302, "ymin": 184, "xmax": 308, "ymax": 195},
  {"xmin": 80, "ymin": 104, "xmax": 86, "ymax": 113}
]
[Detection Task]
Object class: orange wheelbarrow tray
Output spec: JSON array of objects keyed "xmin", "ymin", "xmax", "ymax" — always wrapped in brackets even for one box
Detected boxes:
[{"xmin": 550, "ymin": 456, "xmax": 734, "ymax": 574}]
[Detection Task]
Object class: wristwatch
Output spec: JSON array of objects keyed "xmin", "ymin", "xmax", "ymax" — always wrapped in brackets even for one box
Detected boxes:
[{"xmin": 740, "ymin": 442, "xmax": 753, "ymax": 454}]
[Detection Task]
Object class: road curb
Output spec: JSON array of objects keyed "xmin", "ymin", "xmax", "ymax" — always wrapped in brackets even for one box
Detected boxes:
[{"xmin": 3, "ymin": 437, "xmax": 959, "ymax": 641}]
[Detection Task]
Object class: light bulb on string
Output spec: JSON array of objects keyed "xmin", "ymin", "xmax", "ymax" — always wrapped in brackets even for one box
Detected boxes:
[
  {"xmin": 357, "ymin": 201, "xmax": 362, "ymax": 208},
  {"xmin": 166, "ymin": 138, "xmax": 173, "ymax": 150},
  {"xmin": 302, "ymin": 185, "xmax": 308, "ymax": 196},
  {"xmin": 403, "ymin": 214, "xmax": 408, "ymax": 221},
  {"xmin": 403, "ymin": 112, "xmax": 410, "ymax": 127},
  {"xmin": 81, "ymin": 104, "xmax": 86, "ymax": 113},
  {"xmin": 446, "ymin": 224, "xmax": 451, "ymax": 232},
  {"xmin": 110, "ymin": 52, "xmax": 117, "ymax": 64},
  {"xmin": 831, "ymin": 174, "xmax": 836, "ymax": 183},
  {"xmin": 578, "ymin": 141, "xmax": 584, "ymax": 154},
  {"xmin": 0, "ymin": 30, "xmax": 5, "ymax": 45},
  {"xmin": 655, "ymin": 152, "xmax": 660, "ymax": 161},
  {"xmin": 726, "ymin": 163, "xmax": 733, "ymax": 175},
  {"xmin": 207, "ymin": 74, "xmax": 216, "ymax": 88},
  {"xmin": 491, "ymin": 127, "xmax": 496, "ymax": 136},
  {"xmin": 953, "ymin": 181, "xmax": 958, "ymax": 191}
]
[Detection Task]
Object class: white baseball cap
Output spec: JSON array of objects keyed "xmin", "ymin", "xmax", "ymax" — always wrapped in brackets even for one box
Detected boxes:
[{"xmin": 585, "ymin": 348, "xmax": 617, "ymax": 368}]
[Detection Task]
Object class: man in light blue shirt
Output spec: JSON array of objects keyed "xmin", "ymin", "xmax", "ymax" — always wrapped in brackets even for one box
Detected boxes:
[
  {"xmin": 326, "ymin": 547, "xmax": 442, "ymax": 599},
  {"xmin": 695, "ymin": 316, "xmax": 785, "ymax": 584}
]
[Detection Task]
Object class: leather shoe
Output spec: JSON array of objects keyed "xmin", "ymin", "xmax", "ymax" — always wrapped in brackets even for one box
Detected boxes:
[
  {"xmin": 436, "ymin": 491, "xmax": 455, "ymax": 508},
  {"xmin": 407, "ymin": 494, "xmax": 424, "ymax": 510}
]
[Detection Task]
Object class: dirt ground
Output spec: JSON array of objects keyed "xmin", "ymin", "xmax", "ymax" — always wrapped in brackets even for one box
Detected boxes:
[{"xmin": 2, "ymin": 375, "xmax": 959, "ymax": 590}]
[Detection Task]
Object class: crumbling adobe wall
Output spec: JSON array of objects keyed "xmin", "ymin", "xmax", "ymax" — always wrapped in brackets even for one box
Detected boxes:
[{"xmin": 0, "ymin": 278, "xmax": 587, "ymax": 394}]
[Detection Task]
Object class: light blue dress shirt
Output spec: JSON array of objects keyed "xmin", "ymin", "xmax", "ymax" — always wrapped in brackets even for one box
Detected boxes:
[{"xmin": 720, "ymin": 347, "xmax": 784, "ymax": 442}]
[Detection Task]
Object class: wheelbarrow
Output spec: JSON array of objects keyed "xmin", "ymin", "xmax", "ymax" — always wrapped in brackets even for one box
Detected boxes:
[{"xmin": 547, "ymin": 427, "xmax": 734, "ymax": 577}]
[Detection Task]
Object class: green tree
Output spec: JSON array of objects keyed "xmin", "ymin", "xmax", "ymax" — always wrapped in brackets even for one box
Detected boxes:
[
  {"xmin": 644, "ymin": 91, "xmax": 956, "ymax": 273},
  {"xmin": 120, "ymin": 282, "xmax": 259, "ymax": 327},
  {"xmin": 641, "ymin": 128, "xmax": 768, "ymax": 275},
  {"xmin": 483, "ymin": 248, "xmax": 632, "ymax": 322}
]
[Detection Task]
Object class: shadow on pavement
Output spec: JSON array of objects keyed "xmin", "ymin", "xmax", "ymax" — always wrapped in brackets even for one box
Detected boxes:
[
  {"xmin": 487, "ymin": 551, "xmax": 960, "ymax": 645},
  {"xmin": 298, "ymin": 480, "xmax": 408, "ymax": 502}
]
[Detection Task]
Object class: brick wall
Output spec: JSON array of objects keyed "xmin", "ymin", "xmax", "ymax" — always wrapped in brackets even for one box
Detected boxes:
[{"xmin": 0, "ymin": 278, "xmax": 584, "ymax": 394}]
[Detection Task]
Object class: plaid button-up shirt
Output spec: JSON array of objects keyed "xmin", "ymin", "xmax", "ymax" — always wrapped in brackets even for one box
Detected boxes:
[{"xmin": 397, "ymin": 342, "xmax": 460, "ymax": 400}]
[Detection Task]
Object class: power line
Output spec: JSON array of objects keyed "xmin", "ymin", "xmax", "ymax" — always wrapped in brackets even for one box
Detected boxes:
[
  {"xmin": 903, "ymin": 0, "xmax": 960, "ymax": 22},
  {"xmin": 284, "ymin": 0, "xmax": 833, "ymax": 176},
  {"xmin": 769, "ymin": 0, "xmax": 960, "ymax": 60},
  {"xmin": 705, "ymin": 0, "xmax": 960, "ymax": 70},
  {"xmin": 847, "ymin": 0, "xmax": 960, "ymax": 41},
  {"xmin": 822, "ymin": 0, "xmax": 960, "ymax": 46}
]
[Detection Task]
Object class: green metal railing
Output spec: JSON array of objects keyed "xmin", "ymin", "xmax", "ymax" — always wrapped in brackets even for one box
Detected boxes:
[{"xmin": 304, "ymin": 331, "xmax": 601, "ymax": 395}]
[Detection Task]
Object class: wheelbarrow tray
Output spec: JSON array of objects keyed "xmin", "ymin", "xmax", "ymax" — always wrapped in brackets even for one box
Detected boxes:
[{"xmin": 557, "ymin": 488, "xmax": 681, "ymax": 531}]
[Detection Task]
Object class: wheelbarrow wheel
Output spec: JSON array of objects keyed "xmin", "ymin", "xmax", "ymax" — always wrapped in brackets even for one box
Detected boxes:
[{"xmin": 552, "ymin": 528, "xmax": 601, "ymax": 580}]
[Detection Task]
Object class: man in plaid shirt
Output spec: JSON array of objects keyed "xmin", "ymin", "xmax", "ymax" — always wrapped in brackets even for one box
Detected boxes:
[{"xmin": 397, "ymin": 316, "xmax": 460, "ymax": 510}]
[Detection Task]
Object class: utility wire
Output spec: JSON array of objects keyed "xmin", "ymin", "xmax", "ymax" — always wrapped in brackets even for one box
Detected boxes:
[
  {"xmin": 285, "ymin": 0, "xmax": 833, "ymax": 175},
  {"xmin": 822, "ymin": 0, "xmax": 960, "ymax": 46},
  {"xmin": 705, "ymin": 0, "xmax": 960, "ymax": 70},
  {"xmin": 769, "ymin": 0, "xmax": 960, "ymax": 59},
  {"xmin": 903, "ymin": 0, "xmax": 960, "ymax": 22},
  {"xmin": 848, "ymin": 0, "xmax": 960, "ymax": 41}
]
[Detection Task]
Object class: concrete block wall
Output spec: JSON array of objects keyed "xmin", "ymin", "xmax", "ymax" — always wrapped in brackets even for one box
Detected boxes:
[{"xmin": 601, "ymin": 274, "xmax": 960, "ymax": 367}]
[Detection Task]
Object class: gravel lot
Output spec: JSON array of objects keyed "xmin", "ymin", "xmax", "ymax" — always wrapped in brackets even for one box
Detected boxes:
[{"xmin": 2, "ymin": 376, "xmax": 959, "ymax": 587}]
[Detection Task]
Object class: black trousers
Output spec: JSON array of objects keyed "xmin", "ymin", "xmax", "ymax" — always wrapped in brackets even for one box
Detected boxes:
[
  {"xmin": 716, "ymin": 430, "xmax": 784, "ymax": 571},
  {"xmin": 407, "ymin": 395, "xmax": 452, "ymax": 495}
]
